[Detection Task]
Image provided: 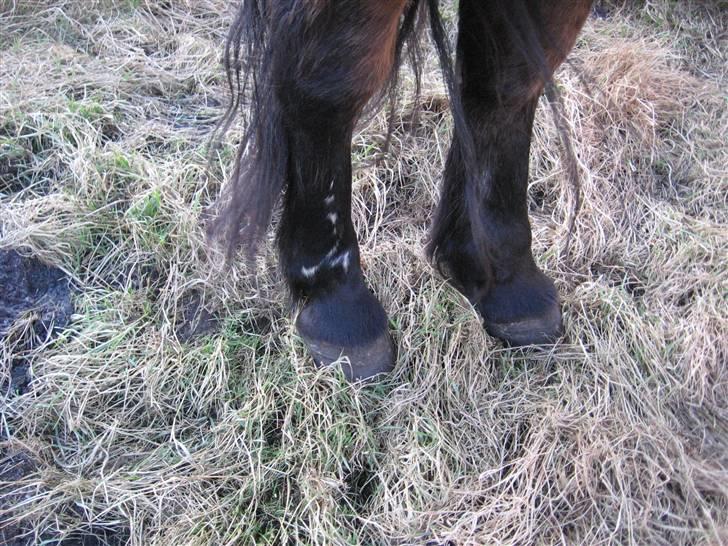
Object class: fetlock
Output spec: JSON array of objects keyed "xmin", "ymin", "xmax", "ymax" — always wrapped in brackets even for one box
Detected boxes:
[
  {"xmin": 281, "ymin": 221, "xmax": 394, "ymax": 381},
  {"xmin": 435, "ymin": 220, "xmax": 563, "ymax": 347}
]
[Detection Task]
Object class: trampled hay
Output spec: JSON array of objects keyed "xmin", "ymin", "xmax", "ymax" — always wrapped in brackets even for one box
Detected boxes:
[{"xmin": 1, "ymin": 1, "xmax": 726, "ymax": 544}]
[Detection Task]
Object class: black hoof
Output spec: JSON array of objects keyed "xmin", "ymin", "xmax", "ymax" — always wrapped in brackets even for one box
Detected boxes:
[
  {"xmin": 476, "ymin": 265, "xmax": 563, "ymax": 347},
  {"xmin": 295, "ymin": 275, "xmax": 395, "ymax": 382}
]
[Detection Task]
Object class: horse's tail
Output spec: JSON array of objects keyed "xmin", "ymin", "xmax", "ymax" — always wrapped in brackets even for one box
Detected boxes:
[{"xmin": 205, "ymin": 0, "xmax": 283, "ymax": 263}]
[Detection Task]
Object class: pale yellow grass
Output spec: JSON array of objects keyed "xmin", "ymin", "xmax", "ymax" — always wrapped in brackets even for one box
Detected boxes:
[{"xmin": 1, "ymin": 1, "xmax": 726, "ymax": 545}]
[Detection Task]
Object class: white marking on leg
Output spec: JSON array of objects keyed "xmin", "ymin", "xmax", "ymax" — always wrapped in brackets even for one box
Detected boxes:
[
  {"xmin": 329, "ymin": 179, "xmax": 335, "ymax": 191},
  {"xmin": 300, "ymin": 247, "xmax": 351, "ymax": 281},
  {"xmin": 327, "ymin": 212, "xmax": 338, "ymax": 225},
  {"xmin": 329, "ymin": 250, "xmax": 351, "ymax": 273},
  {"xmin": 301, "ymin": 264, "xmax": 319, "ymax": 278},
  {"xmin": 325, "ymin": 242, "xmax": 340, "ymax": 260},
  {"xmin": 342, "ymin": 250, "xmax": 350, "ymax": 272},
  {"xmin": 324, "ymin": 194, "xmax": 335, "ymax": 206}
]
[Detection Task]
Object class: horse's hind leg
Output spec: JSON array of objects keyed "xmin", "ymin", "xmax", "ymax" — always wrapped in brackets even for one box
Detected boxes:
[
  {"xmin": 429, "ymin": 0, "xmax": 592, "ymax": 346},
  {"xmin": 272, "ymin": 1, "xmax": 407, "ymax": 380}
]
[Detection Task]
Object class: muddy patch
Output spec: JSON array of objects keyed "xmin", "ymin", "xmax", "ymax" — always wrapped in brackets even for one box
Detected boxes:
[
  {"xmin": 0, "ymin": 139, "xmax": 32, "ymax": 195},
  {"xmin": 1, "ymin": 249, "xmax": 74, "ymax": 396},
  {"xmin": 0, "ymin": 124, "xmax": 58, "ymax": 198},
  {"xmin": 174, "ymin": 289, "xmax": 220, "ymax": 342},
  {"xmin": 0, "ymin": 251, "xmax": 126, "ymax": 545},
  {"xmin": 0, "ymin": 249, "xmax": 73, "ymax": 338}
]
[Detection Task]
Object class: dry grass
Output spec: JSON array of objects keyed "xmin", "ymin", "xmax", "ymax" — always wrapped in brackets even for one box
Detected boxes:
[{"xmin": 1, "ymin": 1, "xmax": 727, "ymax": 544}]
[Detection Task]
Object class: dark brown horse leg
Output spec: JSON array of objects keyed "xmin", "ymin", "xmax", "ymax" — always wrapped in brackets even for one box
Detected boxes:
[
  {"xmin": 429, "ymin": 0, "xmax": 592, "ymax": 346},
  {"xmin": 274, "ymin": 1, "xmax": 407, "ymax": 380}
]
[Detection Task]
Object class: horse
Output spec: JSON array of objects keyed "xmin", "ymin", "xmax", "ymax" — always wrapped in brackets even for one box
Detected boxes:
[{"xmin": 209, "ymin": 0, "xmax": 594, "ymax": 380}]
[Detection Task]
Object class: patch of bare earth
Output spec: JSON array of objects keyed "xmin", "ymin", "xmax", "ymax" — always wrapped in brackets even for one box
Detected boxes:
[{"xmin": 1, "ymin": 1, "xmax": 726, "ymax": 545}]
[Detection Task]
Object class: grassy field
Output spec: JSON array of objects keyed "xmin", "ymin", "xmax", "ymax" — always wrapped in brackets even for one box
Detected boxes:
[{"xmin": 1, "ymin": 1, "xmax": 727, "ymax": 544}]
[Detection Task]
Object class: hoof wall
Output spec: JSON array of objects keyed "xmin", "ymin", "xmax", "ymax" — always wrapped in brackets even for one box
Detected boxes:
[
  {"xmin": 295, "ymin": 276, "xmax": 395, "ymax": 382},
  {"xmin": 476, "ymin": 265, "xmax": 564, "ymax": 347},
  {"xmin": 297, "ymin": 326, "xmax": 395, "ymax": 382},
  {"xmin": 484, "ymin": 303, "xmax": 563, "ymax": 347}
]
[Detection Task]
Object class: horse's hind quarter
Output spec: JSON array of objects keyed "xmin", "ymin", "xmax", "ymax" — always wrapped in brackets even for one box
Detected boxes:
[
  {"xmin": 302, "ymin": 0, "xmax": 409, "ymax": 106},
  {"xmin": 357, "ymin": 1, "xmax": 410, "ymax": 97}
]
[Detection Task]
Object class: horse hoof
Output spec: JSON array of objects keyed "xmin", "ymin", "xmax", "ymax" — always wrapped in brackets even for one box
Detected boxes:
[
  {"xmin": 297, "ymin": 329, "xmax": 395, "ymax": 381},
  {"xmin": 483, "ymin": 303, "xmax": 563, "ymax": 346},
  {"xmin": 295, "ymin": 276, "xmax": 395, "ymax": 381},
  {"xmin": 477, "ymin": 266, "xmax": 564, "ymax": 347}
]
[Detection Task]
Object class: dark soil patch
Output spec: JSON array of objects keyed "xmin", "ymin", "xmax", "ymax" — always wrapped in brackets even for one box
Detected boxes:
[
  {"xmin": 592, "ymin": 3, "xmax": 614, "ymax": 20},
  {"xmin": 174, "ymin": 289, "xmax": 219, "ymax": 342},
  {"xmin": 0, "ymin": 252, "xmax": 76, "ymax": 541},
  {"xmin": 1, "ymin": 249, "xmax": 74, "ymax": 396},
  {"xmin": 0, "ymin": 121, "xmax": 61, "ymax": 197},
  {"xmin": 0, "ymin": 249, "xmax": 73, "ymax": 338},
  {"xmin": 0, "ymin": 141, "xmax": 32, "ymax": 195},
  {"xmin": 8, "ymin": 357, "xmax": 31, "ymax": 396},
  {"xmin": 590, "ymin": 261, "xmax": 646, "ymax": 299}
]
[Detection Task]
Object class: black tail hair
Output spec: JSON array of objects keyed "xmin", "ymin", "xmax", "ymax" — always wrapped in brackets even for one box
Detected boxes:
[{"xmin": 207, "ymin": 0, "xmax": 579, "ymax": 268}]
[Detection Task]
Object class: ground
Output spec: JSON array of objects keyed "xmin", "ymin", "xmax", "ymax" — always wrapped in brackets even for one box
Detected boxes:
[{"xmin": 1, "ymin": 1, "xmax": 726, "ymax": 545}]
